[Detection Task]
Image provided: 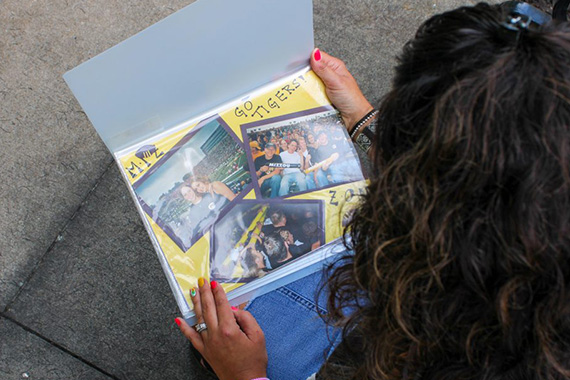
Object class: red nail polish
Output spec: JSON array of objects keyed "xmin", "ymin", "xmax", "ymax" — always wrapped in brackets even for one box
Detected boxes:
[
  {"xmin": 175, "ymin": 318, "xmax": 181, "ymax": 326},
  {"xmin": 314, "ymin": 48, "xmax": 321, "ymax": 61},
  {"xmin": 231, "ymin": 306, "xmax": 238, "ymax": 311},
  {"xmin": 210, "ymin": 280, "xmax": 218, "ymax": 289}
]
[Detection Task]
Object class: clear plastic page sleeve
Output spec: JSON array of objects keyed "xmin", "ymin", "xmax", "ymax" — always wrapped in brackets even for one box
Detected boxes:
[
  {"xmin": 116, "ymin": 70, "xmax": 367, "ymax": 323},
  {"xmin": 63, "ymin": 0, "xmax": 368, "ymax": 324}
]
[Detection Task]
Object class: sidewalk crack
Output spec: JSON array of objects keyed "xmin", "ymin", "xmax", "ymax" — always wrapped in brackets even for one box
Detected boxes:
[
  {"xmin": 3, "ymin": 160, "xmax": 116, "ymax": 313},
  {"xmin": 0, "ymin": 313, "xmax": 121, "ymax": 380}
]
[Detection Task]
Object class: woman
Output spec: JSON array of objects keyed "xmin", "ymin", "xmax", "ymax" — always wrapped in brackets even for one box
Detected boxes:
[
  {"xmin": 297, "ymin": 136, "xmax": 321, "ymax": 190},
  {"xmin": 278, "ymin": 138, "xmax": 288, "ymax": 153},
  {"xmin": 189, "ymin": 177, "xmax": 236, "ymax": 202},
  {"xmin": 307, "ymin": 132, "xmax": 318, "ymax": 150},
  {"xmin": 227, "ymin": 239, "xmax": 269, "ymax": 280},
  {"xmin": 240, "ymin": 247, "xmax": 269, "ymax": 279},
  {"xmin": 179, "ymin": 184, "xmax": 227, "ymax": 240},
  {"xmin": 176, "ymin": 3, "xmax": 570, "ymax": 380}
]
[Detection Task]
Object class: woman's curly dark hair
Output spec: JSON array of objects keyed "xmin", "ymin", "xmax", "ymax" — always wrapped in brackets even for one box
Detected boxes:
[{"xmin": 324, "ymin": 3, "xmax": 570, "ymax": 380}]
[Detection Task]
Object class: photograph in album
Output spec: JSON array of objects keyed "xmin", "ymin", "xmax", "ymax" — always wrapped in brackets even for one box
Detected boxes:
[
  {"xmin": 210, "ymin": 200, "xmax": 324, "ymax": 283},
  {"xmin": 243, "ymin": 108, "xmax": 364, "ymax": 199},
  {"xmin": 133, "ymin": 118, "xmax": 252, "ymax": 250}
]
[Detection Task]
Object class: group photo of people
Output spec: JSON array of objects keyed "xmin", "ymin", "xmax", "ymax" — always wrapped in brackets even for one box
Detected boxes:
[
  {"xmin": 210, "ymin": 201, "xmax": 323, "ymax": 282},
  {"xmin": 134, "ymin": 119, "xmax": 251, "ymax": 250},
  {"xmin": 244, "ymin": 109, "xmax": 364, "ymax": 198}
]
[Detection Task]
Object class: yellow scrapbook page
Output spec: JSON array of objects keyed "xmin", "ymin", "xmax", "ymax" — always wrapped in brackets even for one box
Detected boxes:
[{"xmin": 118, "ymin": 70, "xmax": 367, "ymax": 307}]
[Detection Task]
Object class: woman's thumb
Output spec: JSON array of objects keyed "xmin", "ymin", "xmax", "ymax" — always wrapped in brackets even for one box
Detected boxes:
[{"xmin": 310, "ymin": 48, "xmax": 342, "ymax": 89}]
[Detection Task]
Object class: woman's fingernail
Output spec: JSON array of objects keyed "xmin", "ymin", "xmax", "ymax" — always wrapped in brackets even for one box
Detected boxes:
[
  {"xmin": 175, "ymin": 318, "xmax": 181, "ymax": 326},
  {"xmin": 231, "ymin": 306, "xmax": 238, "ymax": 311},
  {"xmin": 190, "ymin": 288, "xmax": 197, "ymax": 297},
  {"xmin": 198, "ymin": 277, "xmax": 205, "ymax": 288},
  {"xmin": 210, "ymin": 280, "xmax": 218, "ymax": 290},
  {"xmin": 314, "ymin": 48, "xmax": 321, "ymax": 61}
]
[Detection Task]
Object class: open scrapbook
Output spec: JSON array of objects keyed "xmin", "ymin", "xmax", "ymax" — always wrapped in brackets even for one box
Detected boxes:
[{"xmin": 64, "ymin": 0, "xmax": 367, "ymax": 324}]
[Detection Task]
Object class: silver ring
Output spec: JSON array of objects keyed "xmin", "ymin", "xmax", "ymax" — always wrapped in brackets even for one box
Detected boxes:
[{"xmin": 194, "ymin": 322, "xmax": 207, "ymax": 333}]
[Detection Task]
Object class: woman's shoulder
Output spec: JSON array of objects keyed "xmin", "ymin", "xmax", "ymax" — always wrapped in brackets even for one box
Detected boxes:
[{"xmin": 211, "ymin": 181, "xmax": 229, "ymax": 192}]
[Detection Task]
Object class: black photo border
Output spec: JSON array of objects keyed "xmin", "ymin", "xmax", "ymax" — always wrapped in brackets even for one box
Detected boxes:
[{"xmin": 208, "ymin": 198, "xmax": 326, "ymax": 284}]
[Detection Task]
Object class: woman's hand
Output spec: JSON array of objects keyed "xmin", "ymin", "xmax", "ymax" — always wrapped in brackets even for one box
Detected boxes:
[
  {"xmin": 310, "ymin": 48, "xmax": 373, "ymax": 131},
  {"xmin": 176, "ymin": 279, "xmax": 268, "ymax": 380}
]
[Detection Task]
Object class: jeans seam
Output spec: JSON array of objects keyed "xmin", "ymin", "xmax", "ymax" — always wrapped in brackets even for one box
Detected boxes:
[{"xmin": 276, "ymin": 286, "xmax": 328, "ymax": 315}]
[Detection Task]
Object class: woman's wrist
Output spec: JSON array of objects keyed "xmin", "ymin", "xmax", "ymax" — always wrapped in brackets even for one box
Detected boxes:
[
  {"xmin": 227, "ymin": 367, "xmax": 268, "ymax": 380},
  {"xmin": 350, "ymin": 110, "xmax": 379, "ymax": 155},
  {"xmin": 343, "ymin": 102, "xmax": 374, "ymax": 133},
  {"xmin": 349, "ymin": 109, "xmax": 379, "ymax": 140},
  {"xmin": 233, "ymin": 368, "xmax": 268, "ymax": 380}
]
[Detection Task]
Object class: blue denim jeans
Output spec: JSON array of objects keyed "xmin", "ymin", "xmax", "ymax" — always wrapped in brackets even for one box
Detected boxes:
[
  {"xmin": 246, "ymin": 271, "xmax": 342, "ymax": 380},
  {"xmin": 261, "ymin": 174, "xmax": 282, "ymax": 198},
  {"xmin": 305, "ymin": 169, "xmax": 329, "ymax": 190},
  {"xmin": 279, "ymin": 172, "xmax": 308, "ymax": 196},
  {"xmin": 327, "ymin": 159, "xmax": 362, "ymax": 184}
]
